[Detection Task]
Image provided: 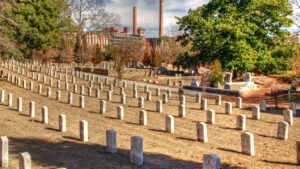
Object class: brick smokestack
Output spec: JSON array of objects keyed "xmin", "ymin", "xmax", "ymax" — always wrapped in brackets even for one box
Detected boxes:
[
  {"xmin": 133, "ymin": 6, "xmax": 137, "ymax": 35},
  {"xmin": 159, "ymin": 0, "xmax": 164, "ymax": 37}
]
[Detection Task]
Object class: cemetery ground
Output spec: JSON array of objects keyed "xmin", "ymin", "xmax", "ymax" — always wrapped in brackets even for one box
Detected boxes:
[{"xmin": 0, "ymin": 68, "xmax": 299, "ymax": 169}]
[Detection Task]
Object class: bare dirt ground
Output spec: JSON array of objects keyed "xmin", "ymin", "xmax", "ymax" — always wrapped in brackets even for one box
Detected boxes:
[{"xmin": 0, "ymin": 67, "xmax": 299, "ymax": 169}]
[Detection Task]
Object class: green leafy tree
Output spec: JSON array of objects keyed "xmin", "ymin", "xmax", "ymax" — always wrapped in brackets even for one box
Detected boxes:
[
  {"xmin": 173, "ymin": 52, "xmax": 196, "ymax": 69},
  {"xmin": 177, "ymin": 0, "xmax": 295, "ymax": 76},
  {"xmin": 104, "ymin": 44, "xmax": 116, "ymax": 61}
]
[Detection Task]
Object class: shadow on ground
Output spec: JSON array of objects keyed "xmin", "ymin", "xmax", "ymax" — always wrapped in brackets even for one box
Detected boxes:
[{"xmin": 9, "ymin": 137, "xmax": 242, "ymax": 169}]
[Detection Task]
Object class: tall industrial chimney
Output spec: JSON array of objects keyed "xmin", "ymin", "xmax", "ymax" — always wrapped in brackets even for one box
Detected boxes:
[
  {"xmin": 133, "ymin": 6, "xmax": 137, "ymax": 35},
  {"xmin": 159, "ymin": 0, "xmax": 164, "ymax": 37}
]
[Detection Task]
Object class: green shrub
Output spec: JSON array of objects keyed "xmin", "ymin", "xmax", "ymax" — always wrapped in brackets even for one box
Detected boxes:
[
  {"xmin": 209, "ymin": 60, "xmax": 224, "ymax": 87},
  {"xmin": 275, "ymin": 72, "xmax": 300, "ymax": 83}
]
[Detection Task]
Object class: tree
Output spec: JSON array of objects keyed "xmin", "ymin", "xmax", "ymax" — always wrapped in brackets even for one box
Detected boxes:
[
  {"xmin": 68, "ymin": 0, "xmax": 120, "ymax": 64},
  {"xmin": 104, "ymin": 44, "xmax": 116, "ymax": 61},
  {"xmin": 95, "ymin": 44, "xmax": 104, "ymax": 64},
  {"xmin": 173, "ymin": 52, "xmax": 196, "ymax": 69},
  {"xmin": 177, "ymin": 0, "xmax": 296, "ymax": 76},
  {"xmin": 209, "ymin": 59, "xmax": 224, "ymax": 87},
  {"xmin": 10, "ymin": 0, "xmax": 72, "ymax": 58},
  {"xmin": 290, "ymin": 0, "xmax": 300, "ymax": 32},
  {"xmin": 113, "ymin": 42, "xmax": 126, "ymax": 79},
  {"xmin": 0, "ymin": 1, "xmax": 23, "ymax": 60},
  {"xmin": 149, "ymin": 47, "xmax": 162, "ymax": 67},
  {"xmin": 156, "ymin": 36, "xmax": 190, "ymax": 64}
]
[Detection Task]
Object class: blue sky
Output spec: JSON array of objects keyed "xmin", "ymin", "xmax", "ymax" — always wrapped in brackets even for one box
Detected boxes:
[{"xmin": 103, "ymin": 0, "xmax": 209, "ymax": 38}]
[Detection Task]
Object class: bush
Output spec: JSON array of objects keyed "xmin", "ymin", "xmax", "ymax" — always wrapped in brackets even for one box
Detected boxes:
[
  {"xmin": 275, "ymin": 72, "xmax": 300, "ymax": 83},
  {"xmin": 209, "ymin": 60, "xmax": 224, "ymax": 87}
]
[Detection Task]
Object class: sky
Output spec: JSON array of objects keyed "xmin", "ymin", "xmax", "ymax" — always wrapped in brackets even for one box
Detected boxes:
[{"xmin": 103, "ymin": 0, "xmax": 209, "ymax": 38}]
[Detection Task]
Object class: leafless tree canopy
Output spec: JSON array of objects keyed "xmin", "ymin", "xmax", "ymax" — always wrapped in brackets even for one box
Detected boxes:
[
  {"xmin": 68, "ymin": 0, "xmax": 121, "ymax": 33},
  {"xmin": 290, "ymin": 0, "xmax": 300, "ymax": 32}
]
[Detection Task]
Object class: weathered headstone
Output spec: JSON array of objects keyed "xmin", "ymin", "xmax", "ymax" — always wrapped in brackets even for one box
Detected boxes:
[
  {"xmin": 47, "ymin": 87, "xmax": 51, "ymax": 97},
  {"xmin": 29, "ymin": 101, "xmax": 35, "ymax": 117},
  {"xmin": 138, "ymin": 97, "xmax": 144, "ymax": 108},
  {"xmin": 180, "ymin": 95, "xmax": 185, "ymax": 105},
  {"xmin": 17, "ymin": 97, "xmax": 22, "ymax": 112},
  {"xmin": 59, "ymin": 114, "xmax": 66, "ymax": 132},
  {"xmin": 225, "ymin": 102, "xmax": 232, "ymax": 115},
  {"xmin": 156, "ymin": 100, "xmax": 162, "ymax": 113},
  {"xmin": 241, "ymin": 132, "xmax": 255, "ymax": 156},
  {"xmin": 38, "ymin": 84, "xmax": 42, "ymax": 94},
  {"xmin": 147, "ymin": 91, "xmax": 151, "ymax": 101},
  {"xmin": 121, "ymin": 94, "xmax": 126, "ymax": 104},
  {"xmin": 201, "ymin": 99, "xmax": 207, "ymax": 110},
  {"xmin": 243, "ymin": 72, "xmax": 252, "ymax": 82},
  {"xmin": 236, "ymin": 114, "xmax": 246, "ymax": 131},
  {"xmin": 283, "ymin": 109, "xmax": 293, "ymax": 126},
  {"xmin": 252, "ymin": 106, "xmax": 260, "ymax": 120},
  {"xmin": 65, "ymin": 83, "xmax": 69, "ymax": 91},
  {"xmin": 117, "ymin": 106, "xmax": 124, "ymax": 120},
  {"xmin": 0, "ymin": 136, "xmax": 8, "ymax": 167},
  {"xmin": 79, "ymin": 96, "xmax": 85, "ymax": 108},
  {"xmin": 207, "ymin": 110, "xmax": 215, "ymax": 124},
  {"xmin": 106, "ymin": 130, "xmax": 117, "ymax": 154},
  {"xmin": 133, "ymin": 88, "xmax": 138, "ymax": 98},
  {"xmin": 165, "ymin": 115, "xmax": 174, "ymax": 133},
  {"xmin": 289, "ymin": 102, "xmax": 297, "ymax": 116},
  {"xmin": 88, "ymin": 87, "xmax": 92, "ymax": 97},
  {"xmin": 57, "ymin": 80, "xmax": 61, "ymax": 89},
  {"xmin": 196, "ymin": 122, "xmax": 207, "ymax": 142},
  {"xmin": 163, "ymin": 93, "xmax": 168, "ymax": 103},
  {"xmin": 130, "ymin": 136, "xmax": 143, "ymax": 166},
  {"xmin": 100, "ymin": 100, "xmax": 106, "ymax": 114},
  {"xmin": 68, "ymin": 93, "xmax": 73, "ymax": 104},
  {"xmin": 0, "ymin": 90, "xmax": 5, "ymax": 103},
  {"xmin": 107, "ymin": 91, "xmax": 112, "ymax": 101},
  {"xmin": 42, "ymin": 106, "xmax": 48, "ymax": 124},
  {"xmin": 80, "ymin": 85, "xmax": 85, "ymax": 95},
  {"xmin": 80, "ymin": 120, "xmax": 88, "ymax": 142},
  {"xmin": 19, "ymin": 152, "xmax": 31, "ymax": 169},
  {"xmin": 56, "ymin": 91, "xmax": 61, "ymax": 101},
  {"xmin": 203, "ymin": 154, "xmax": 220, "ymax": 169},
  {"xmin": 156, "ymin": 88, "xmax": 160, "ymax": 96},
  {"xmin": 96, "ymin": 89, "xmax": 100, "ymax": 99},
  {"xmin": 277, "ymin": 121, "xmax": 288, "ymax": 140},
  {"xmin": 139, "ymin": 110, "xmax": 147, "ymax": 125},
  {"xmin": 179, "ymin": 104, "xmax": 186, "ymax": 118},
  {"xmin": 23, "ymin": 80, "xmax": 27, "ymax": 89}
]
